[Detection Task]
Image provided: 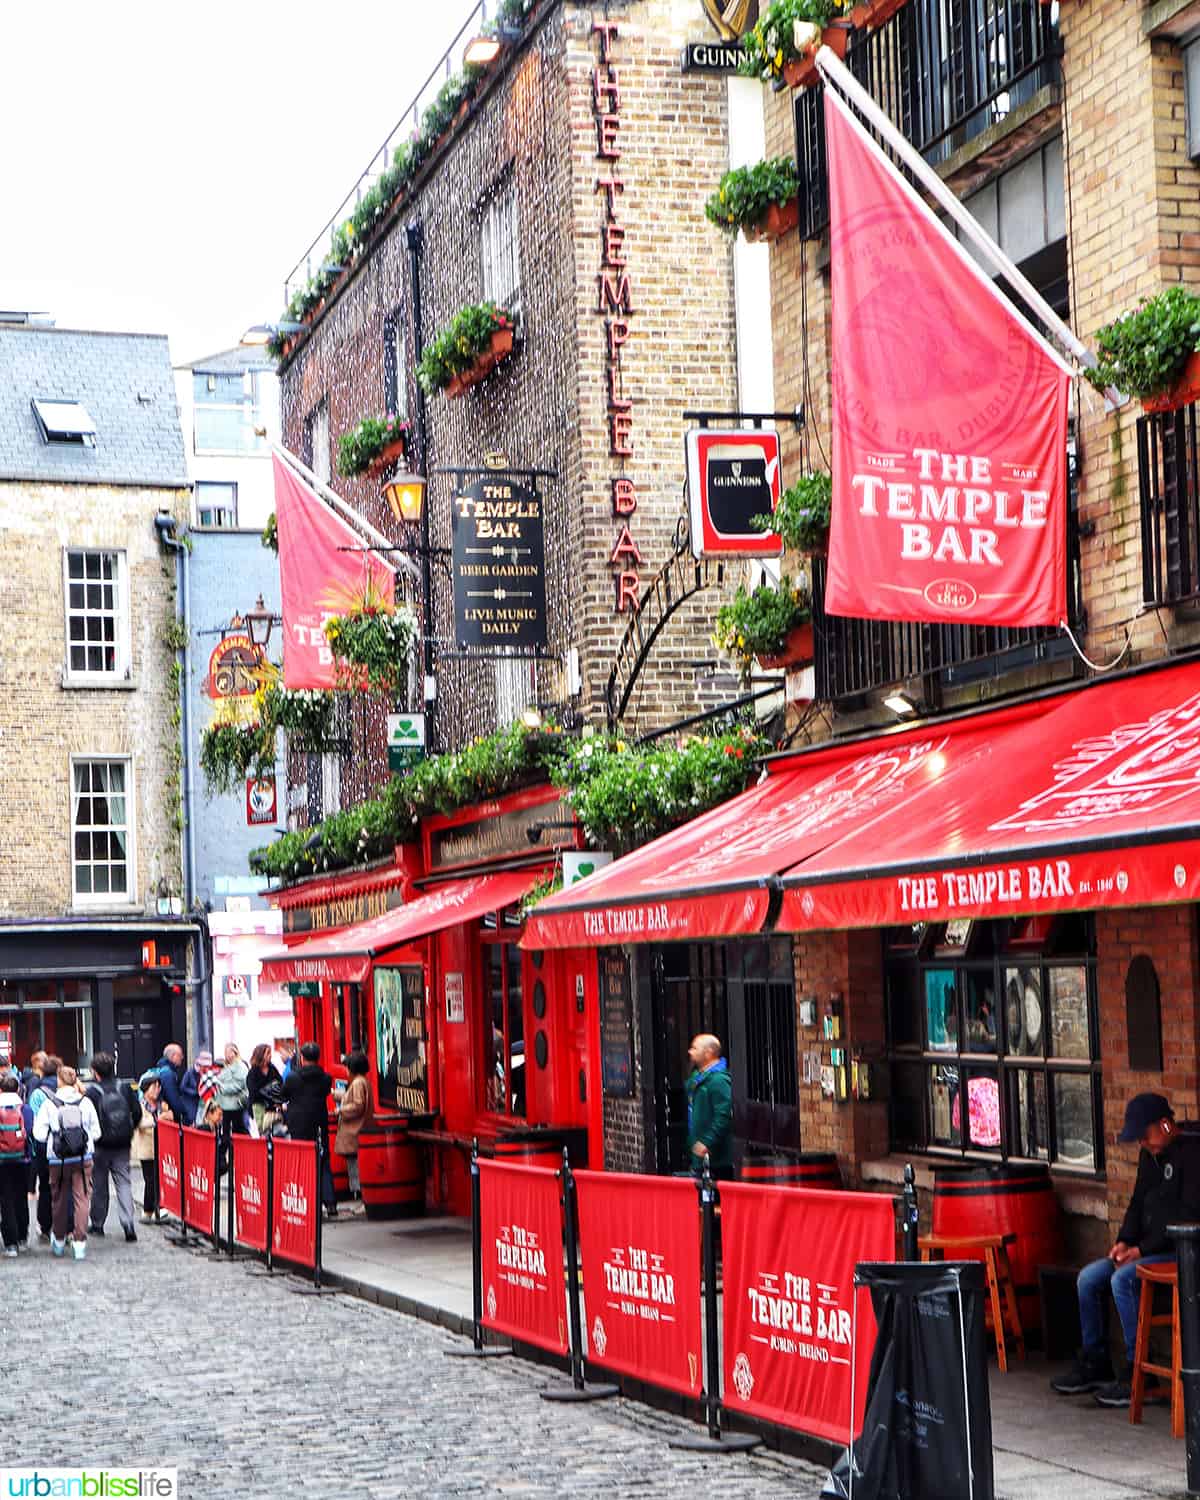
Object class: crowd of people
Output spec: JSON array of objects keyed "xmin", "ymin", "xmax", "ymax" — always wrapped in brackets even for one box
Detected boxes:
[{"xmin": 0, "ymin": 1036, "xmax": 372, "ymax": 1261}]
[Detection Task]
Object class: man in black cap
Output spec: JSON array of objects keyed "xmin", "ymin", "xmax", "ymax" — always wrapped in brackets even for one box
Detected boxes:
[{"xmin": 1051, "ymin": 1092, "xmax": 1200, "ymax": 1407}]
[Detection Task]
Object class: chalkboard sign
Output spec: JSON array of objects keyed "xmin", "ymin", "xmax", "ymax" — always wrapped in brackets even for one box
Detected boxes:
[
  {"xmin": 600, "ymin": 951, "xmax": 634, "ymax": 1098},
  {"xmin": 375, "ymin": 965, "xmax": 427, "ymax": 1112}
]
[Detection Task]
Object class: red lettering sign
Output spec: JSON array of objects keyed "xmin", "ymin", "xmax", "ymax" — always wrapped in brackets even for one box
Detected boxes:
[
  {"xmin": 181, "ymin": 1125, "xmax": 217, "ymax": 1237},
  {"xmin": 272, "ymin": 1138, "xmax": 318, "ymax": 1269},
  {"xmin": 720, "ymin": 1183, "xmax": 895, "ymax": 1442},
  {"xmin": 232, "ymin": 1136, "xmax": 269, "ymax": 1253},
  {"xmin": 157, "ymin": 1122, "xmax": 182, "ymax": 1219},
  {"xmin": 574, "ymin": 1171, "xmax": 702, "ymax": 1398},
  {"xmin": 824, "ymin": 89, "xmax": 1070, "ymax": 627},
  {"xmin": 479, "ymin": 1160, "xmax": 568, "ymax": 1356}
]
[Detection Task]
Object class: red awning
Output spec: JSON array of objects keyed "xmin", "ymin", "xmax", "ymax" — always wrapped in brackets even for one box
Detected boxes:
[
  {"xmin": 524, "ymin": 696, "xmax": 1047, "ymax": 949},
  {"xmin": 778, "ymin": 658, "xmax": 1200, "ymax": 930},
  {"xmin": 261, "ymin": 867, "xmax": 543, "ymax": 984}
]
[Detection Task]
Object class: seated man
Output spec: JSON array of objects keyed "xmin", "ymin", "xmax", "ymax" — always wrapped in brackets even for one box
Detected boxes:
[{"xmin": 1051, "ymin": 1092, "xmax": 1200, "ymax": 1407}]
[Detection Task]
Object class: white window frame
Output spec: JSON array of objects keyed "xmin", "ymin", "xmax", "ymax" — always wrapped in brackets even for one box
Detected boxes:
[
  {"xmin": 480, "ymin": 177, "xmax": 522, "ymax": 322},
  {"xmin": 194, "ymin": 480, "xmax": 239, "ymax": 529},
  {"xmin": 62, "ymin": 548, "xmax": 131, "ymax": 685},
  {"xmin": 70, "ymin": 755, "xmax": 137, "ymax": 911},
  {"xmin": 309, "ymin": 400, "xmax": 331, "ymax": 486},
  {"xmin": 494, "ymin": 655, "xmax": 535, "ymax": 725},
  {"xmin": 191, "ymin": 370, "xmax": 266, "ymax": 458}
]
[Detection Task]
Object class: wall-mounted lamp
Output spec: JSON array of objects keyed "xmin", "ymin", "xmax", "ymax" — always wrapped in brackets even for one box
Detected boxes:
[
  {"xmin": 383, "ymin": 470, "xmax": 426, "ymax": 524},
  {"xmin": 240, "ymin": 324, "xmax": 273, "ymax": 346},
  {"xmin": 244, "ymin": 594, "xmax": 282, "ymax": 650},
  {"xmin": 883, "ymin": 691, "xmax": 922, "ymax": 718}
]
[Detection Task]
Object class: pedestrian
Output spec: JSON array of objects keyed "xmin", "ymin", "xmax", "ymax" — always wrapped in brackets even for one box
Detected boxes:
[
  {"xmin": 247, "ymin": 1044, "xmax": 283, "ymax": 1135},
  {"xmin": 1051, "ymin": 1093, "xmax": 1200, "ymax": 1407},
  {"xmin": 33, "ymin": 1064, "xmax": 100, "ymax": 1259},
  {"xmin": 85, "ymin": 1052, "xmax": 141, "ymax": 1244},
  {"xmin": 153, "ymin": 1043, "xmax": 188, "ymax": 1123},
  {"xmin": 334, "ymin": 1050, "xmax": 374, "ymax": 1198},
  {"xmin": 0, "ymin": 1070, "xmax": 33, "ymax": 1256},
  {"xmin": 283, "ymin": 1041, "xmax": 337, "ymax": 1217},
  {"xmin": 685, "ymin": 1034, "xmax": 734, "ymax": 1180},
  {"xmin": 27, "ymin": 1055, "xmax": 62, "ymax": 1241},
  {"xmin": 181, "ymin": 1050, "xmax": 215, "ymax": 1128},
  {"xmin": 215, "ymin": 1043, "xmax": 250, "ymax": 1135},
  {"xmin": 20, "ymin": 1050, "xmax": 46, "ymax": 1104},
  {"xmin": 132, "ymin": 1071, "xmax": 165, "ymax": 1222}
]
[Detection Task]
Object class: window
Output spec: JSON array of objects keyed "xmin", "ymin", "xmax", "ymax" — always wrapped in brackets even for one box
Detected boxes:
[
  {"xmin": 33, "ymin": 398, "xmax": 96, "ymax": 446},
  {"xmin": 306, "ymin": 399, "xmax": 330, "ymax": 485},
  {"xmin": 495, "ymin": 655, "xmax": 534, "ymax": 724},
  {"xmin": 886, "ymin": 917, "xmax": 1102, "ymax": 1172},
  {"xmin": 484, "ymin": 939, "xmax": 525, "ymax": 1117},
  {"xmin": 192, "ymin": 371, "xmax": 267, "ymax": 455},
  {"xmin": 480, "ymin": 176, "xmax": 522, "ymax": 321},
  {"xmin": 383, "ymin": 309, "xmax": 410, "ymax": 421},
  {"xmin": 195, "ymin": 481, "xmax": 238, "ymax": 529},
  {"xmin": 0, "ymin": 980, "xmax": 94, "ymax": 1069},
  {"xmin": 64, "ymin": 550, "xmax": 129, "ymax": 680},
  {"xmin": 72, "ymin": 759, "xmax": 133, "ymax": 905},
  {"xmin": 331, "ymin": 983, "xmax": 366, "ymax": 1059}
]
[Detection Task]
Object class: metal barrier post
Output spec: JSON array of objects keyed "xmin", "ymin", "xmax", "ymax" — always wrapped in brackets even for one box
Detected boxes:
[
  {"xmin": 266, "ymin": 1135, "xmax": 274, "ymax": 1275},
  {"xmin": 173, "ymin": 1124, "xmax": 190, "ymax": 1247},
  {"xmin": 902, "ymin": 1163, "xmax": 920, "ymax": 1261},
  {"xmin": 446, "ymin": 1140, "xmax": 511, "ymax": 1359},
  {"xmin": 542, "ymin": 1148, "xmax": 616, "ymax": 1402},
  {"xmin": 314, "ymin": 1134, "xmax": 324, "ymax": 1289},
  {"xmin": 1171, "ymin": 1223, "xmax": 1200, "ymax": 1498},
  {"xmin": 227, "ymin": 1127, "xmax": 236, "ymax": 1255}
]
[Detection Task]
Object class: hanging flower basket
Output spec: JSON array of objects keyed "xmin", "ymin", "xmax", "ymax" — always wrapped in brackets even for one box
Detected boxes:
[
  {"xmin": 336, "ymin": 415, "xmax": 411, "ymax": 479},
  {"xmin": 743, "ymin": 197, "xmax": 800, "ymax": 244},
  {"xmin": 756, "ymin": 621, "xmax": 815, "ymax": 671},
  {"xmin": 323, "ymin": 601, "xmax": 419, "ymax": 696},
  {"xmin": 365, "ymin": 437, "xmax": 408, "ymax": 477},
  {"xmin": 782, "ymin": 19, "xmax": 851, "ymax": 88},
  {"xmin": 1141, "ymin": 351, "xmax": 1200, "ymax": 415},
  {"xmin": 446, "ymin": 328, "xmax": 516, "ymax": 399}
]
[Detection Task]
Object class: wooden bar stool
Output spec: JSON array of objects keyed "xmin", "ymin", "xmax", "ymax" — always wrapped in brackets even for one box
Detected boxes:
[
  {"xmin": 1130, "ymin": 1261, "xmax": 1183, "ymax": 1439},
  {"xmin": 919, "ymin": 1231, "xmax": 1025, "ymax": 1373}
]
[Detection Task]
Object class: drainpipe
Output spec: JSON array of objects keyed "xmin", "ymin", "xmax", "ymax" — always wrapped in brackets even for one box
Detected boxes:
[{"xmin": 406, "ymin": 218, "xmax": 438, "ymax": 748}]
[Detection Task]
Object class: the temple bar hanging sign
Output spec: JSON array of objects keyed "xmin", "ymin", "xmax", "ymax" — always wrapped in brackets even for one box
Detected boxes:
[{"xmin": 451, "ymin": 475, "xmax": 548, "ymax": 651}]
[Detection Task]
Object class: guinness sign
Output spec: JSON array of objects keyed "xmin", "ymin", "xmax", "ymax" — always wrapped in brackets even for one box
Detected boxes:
[
  {"xmin": 682, "ymin": 0, "xmax": 757, "ymax": 72},
  {"xmin": 700, "ymin": 0, "xmax": 758, "ymax": 41},
  {"xmin": 685, "ymin": 427, "xmax": 784, "ymax": 558}
]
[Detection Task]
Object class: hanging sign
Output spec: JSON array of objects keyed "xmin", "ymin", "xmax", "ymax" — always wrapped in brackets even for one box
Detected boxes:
[
  {"xmin": 246, "ymin": 774, "xmax": 277, "ymax": 826},
  {"xmin": 479, "ymin": 1160, "xmax": 569, "ymax": 1356},
  {"xmin": 206, "ymin": 633, "xmax": 262, "ymax": 726},
  {"xmin": 451, "ymin": 476, "xmax": 547, "ymax": 651},
  {"xmin": 563, "ymin": 851, "xmax": 613, "ymax": 888},
  {"xmin": 823, "ymin": 90, "xmax": 1071, "ymax": 627},
  {"xmin": 386, "ymin": 712, "xmax": 426, "ymax": 772},
  {"xmin": 685, "ymin": 428, "xmax": 783, "ymax": 558}
]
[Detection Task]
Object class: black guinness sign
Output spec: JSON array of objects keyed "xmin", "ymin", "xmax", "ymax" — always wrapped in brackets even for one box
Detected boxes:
[
  {"xmin": 451, "ymin": 475, "xmax": 548, "ymax": 652},
  {"xmin": 681, "ymin": 40, "xmax": 745, "ymax": 73}
]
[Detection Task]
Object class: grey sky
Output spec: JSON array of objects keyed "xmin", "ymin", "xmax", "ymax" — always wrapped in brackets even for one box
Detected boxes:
[{"xmin": 2, "ymin": 0, "xmax": 480, "ymax": 366}]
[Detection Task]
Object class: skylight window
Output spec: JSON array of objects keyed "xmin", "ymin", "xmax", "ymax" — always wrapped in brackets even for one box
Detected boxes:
[{"xmin": 32, "ymin": 398, "xmax": 97, "ymax": 446}]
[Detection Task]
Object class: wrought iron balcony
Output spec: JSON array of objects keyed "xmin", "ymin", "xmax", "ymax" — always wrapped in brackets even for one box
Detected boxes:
[
  {"xmin": 1139, "ymin": 403, "xmax": 1200, "ymax": 608},
  {"xmin": 794, "ymin": 0, "xmax": 1061, "ymax": 240}
]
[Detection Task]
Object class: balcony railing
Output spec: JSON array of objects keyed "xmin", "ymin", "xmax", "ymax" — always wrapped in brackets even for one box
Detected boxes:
[
  {"xmin": 794, "ymin": 0, "xmax": 1060, "ymax": 239},
  {"xmin": 1139, "ymin": 403, "xmax": 1200, "ymax": 608}
]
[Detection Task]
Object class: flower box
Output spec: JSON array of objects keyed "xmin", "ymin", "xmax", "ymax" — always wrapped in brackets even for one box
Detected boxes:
[
  {"xmin": 1141, "ymin": 351, "xmax": 1200, "ymax": 415},
  {"xmin": 743, "ymin": 197, "xmax": 800, "ymax": 244},
  {"xmin": 755, "ymin": 621, "xmax": 814, "ymax": 671},
  {"xmin": 445, "ymin": 327, "xmax": 516, "ymax": 399},
  {"xmin": 782, "ymin": 19, "xmax": 851, "ymax": 88},
  {"xmin": 364, "ymin": 436, "xmax": 408, "ymax": 478}
]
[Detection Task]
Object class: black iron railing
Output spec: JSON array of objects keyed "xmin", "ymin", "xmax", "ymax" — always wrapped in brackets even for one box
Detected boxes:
[
  {"xmin": 794, "ymin": 0, "xmax": 1060, "ymax": 239},
  {"xmin": 1139, "ymin": 403, "xmax": 1200, "ymax": 607}
]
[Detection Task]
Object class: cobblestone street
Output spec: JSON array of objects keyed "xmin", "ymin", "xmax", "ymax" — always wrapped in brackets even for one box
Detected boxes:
[{"xmin": 0, "ymin": 1220, "xmax": 826, "ymax": 1498}]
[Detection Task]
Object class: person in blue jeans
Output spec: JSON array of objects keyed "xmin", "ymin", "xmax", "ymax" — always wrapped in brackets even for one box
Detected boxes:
[{"xmin": 1052, "ymin": 1092, "xmax": 1200, "ymax": 1408}]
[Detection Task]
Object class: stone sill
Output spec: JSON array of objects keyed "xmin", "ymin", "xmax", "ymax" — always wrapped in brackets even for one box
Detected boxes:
[
  {"xmin": 862, "ymin": 1153, "xmax": 1109, "ymax": 1220},
  {"xmin": 61, "ymin": 673, "xmax": 139, "ymax": 692},
  {"xmin": 1143, "ymin": 0, "xmax": 1200, "ymax": 40}
]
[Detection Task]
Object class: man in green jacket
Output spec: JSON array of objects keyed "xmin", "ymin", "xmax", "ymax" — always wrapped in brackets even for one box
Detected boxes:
[{"xmin": 686, "ymin": 1034, "xmax": 734, "ymax": 1179}]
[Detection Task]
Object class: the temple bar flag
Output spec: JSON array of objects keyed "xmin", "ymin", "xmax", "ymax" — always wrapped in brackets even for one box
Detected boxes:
[
  {"xmin": 272, "ymin": 455, "xmax": 396, "ymax": 689},
  {"xmin": 823, "ymin": 88, "xmax": 1072, "ymax": 628}
]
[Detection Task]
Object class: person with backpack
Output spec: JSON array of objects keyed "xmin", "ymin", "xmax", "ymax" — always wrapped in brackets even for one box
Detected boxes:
[
  {"xmin": 27, "ymin": 1055, "xmax": 61, "ymax": 1241},
  {"xmin": 85, "ymin": 1053, "xmax": 141, "ymax": 1243},
  {"xmin": 32, "ymin": 1064, "xmax": 100, "ymax": 1259},
  {"xmin": 0, "ymin": 1071, "xmax": 33, "ymax": 1255}
]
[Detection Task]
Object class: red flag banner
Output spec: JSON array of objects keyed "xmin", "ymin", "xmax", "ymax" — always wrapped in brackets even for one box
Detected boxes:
[
  {"xmin": 272, "ymin": 455, "xmax": 395, "ymax": 690},
  {"xmin": 272, "ymin": 1138, "xmax": 318, "ymax": 1269},
  {"xmin": 479, "ymin": 1160, "xmax": 568, "ymax": 1355},
  {"xmin": 232, "ymin": 1135, "xmax": 269, "ymax": 1253},
  {"xmin": 720, "ymin": 1183, "xmax": 895, "ymax": 1442},
  {"xmin": 574, "ymin": 1171, "xmax": 702, "ymax": 1398},
  {"xmin": 157, "ymin": 1122, "xmax": 181, "ymax": 1219},
  {"xmin": 823, "ymin": 89, "xmax": 1071, "ymax": 627},
  {"xmin": 181, "ymin": 1126, "xmax": 217, "ymax": 1237}
]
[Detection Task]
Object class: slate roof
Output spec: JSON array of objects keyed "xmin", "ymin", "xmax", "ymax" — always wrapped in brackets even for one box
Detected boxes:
[{"xmin": 0, "ymin": 325, "xmax": 190, "ymax": 488}]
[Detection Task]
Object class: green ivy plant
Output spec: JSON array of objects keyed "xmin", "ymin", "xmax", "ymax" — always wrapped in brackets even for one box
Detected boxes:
[
  {"xmin": 705, "ymin": 157, "xmax": 799, "ymax": 236},
  {"xmin": 261, "ymin": 512, "xmax": 277, "ymax": 553},
  {"xmin": 417, "ymin": 302, "xmax": 515, "ymax": 395},
  {"xmin": 323, "ymin": 603, "xmax": 419, "ymax": 696},
  {"xmin": 1085, "ymin": 286, "xmax": 1200, "ymax": 399},
  {"xmin": 714, "ymin": 577, "xmax": 811, "ymax": 679},
  {"xmin": 335, "ymin": 414, "xmax": 411, "ymax": 478},
  {"xmin": 753, "ymin": 472, "xmax": 831, "ymax": 553},
  {"xmin": 738, "ymin": 0, "xmax": 847, "ymax": 83},
  {"xmin": 199, "ymin": 721, "xmax": 274, "ymax": 796}
]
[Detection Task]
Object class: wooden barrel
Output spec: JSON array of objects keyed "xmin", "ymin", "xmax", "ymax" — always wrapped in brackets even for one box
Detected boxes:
[
  {"xmin": 326, "ymin": 1098, "xmax": 349, "ymax": 1201},
  {"xmin": 933, "ymin": 1163, "xmax": 1063, "ymax": 1335},
  {"xmin": 739, "ymin": 1152, "xmax": 842, "ymax": 1190},
  {"xmin": 359, "ymin": 1113, "xmax": 424, "ymax": 1220},
  {"xmin": 495, "ymin": 1126, "xmax": 588, "ymax": 1172}
]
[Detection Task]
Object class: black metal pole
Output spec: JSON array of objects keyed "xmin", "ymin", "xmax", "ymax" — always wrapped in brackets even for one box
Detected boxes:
[
  {"xmin": 563, "ymin": 1147, "xmax": 586, "ymax": 1392},
  {"xmin": 405, "ymin": 218, "xmax": 436, "ymax": 750},
  {"xmin": 211, "ymin": 1124, "xmax": 222, "ymax": 1251},
  {"xmin": 314, "ymin": 1134, "xmax": 324, "ymax": 1290},
  {"xmin": 1171, "ymin": 1222, "xmax": 1200, "ymax": 1497},
  {"xmin": 470, "ymin": 1138, "xmax": 484, "ymax": 1349},
  {"xmin": 227, "ymin": 1126, "xmax": 236, "ymax": 1255},
  {"xmin": 902, "ymin": 1163, "xmax": 919, "ymax": 1261},
  {"xmin": 701, "ymin": 1159, "xmax": 721, "ymax": 1441},
  {"xmin": 178, "ymin": 1124, "xmax": 189, "ymax": 1244},
  {"xmin": 266, "ymin": 1135, "xmax": 274, "ymax": 1274}
]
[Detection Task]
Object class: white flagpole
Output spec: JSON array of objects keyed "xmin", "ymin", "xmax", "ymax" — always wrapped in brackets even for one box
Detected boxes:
[
  {"xmin": 814, "ymin": 46, "xmax": 1125, "ymax": 408},
  {"xmin": 271, "ymin": 441, "xmax": 422, "ymax": 584}
]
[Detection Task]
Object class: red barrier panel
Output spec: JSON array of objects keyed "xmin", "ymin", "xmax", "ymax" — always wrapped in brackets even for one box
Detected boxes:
[
  {"xmin": 182, "ymin": 1126, "xmax": 217, "ymax": 1237},
  {"xmin": 232, "ymin": 1136, "xmax": 269, "ymax": 1253},
  {"xmin": 720, "ymin": 1183, "xmax": 895, "ymax": 1443},
  {"xmin": 157, "ymin": 1122, "xmax": 181, "ymax": 1219},
  {"xmin": 479, "ymin": 1160, "xmax": 568, "ymax": 1356},
  {"xmin": 574, "ymin": 1171, "xmax": 702, "ymax": 1399},
  {"xmin": 272, "ymin": 1138, "xmax": 318, "ymax": 1269}
]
